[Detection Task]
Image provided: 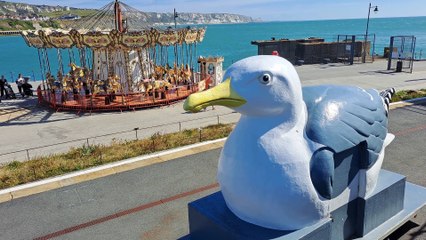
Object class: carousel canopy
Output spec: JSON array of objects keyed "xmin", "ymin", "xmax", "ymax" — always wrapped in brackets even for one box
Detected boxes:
[
  {"xmin": 21, "ymin": 27, "xmax": 206, "ymax": 49},
  {"xmin": 20, "ymin": 0, "xmax": 206, "ymax": 50}
]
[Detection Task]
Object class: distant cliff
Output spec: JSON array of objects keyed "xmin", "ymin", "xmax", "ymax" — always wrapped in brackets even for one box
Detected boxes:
[
  {"xmin": 145, "ymin": 12, "xmax": 257, "ymax": 25},
  {"xmin": 0, "ymin": 1, "xmax": 258, "ymax": 25},
  {"xmin": 0, "ymin": 1, "xmax": 75, "ymax": 17}
]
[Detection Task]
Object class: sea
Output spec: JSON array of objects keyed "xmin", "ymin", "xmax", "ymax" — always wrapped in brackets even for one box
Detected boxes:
[{"xmin": 0, "ymin": 16, "xmax": 425, "ymax": 81}]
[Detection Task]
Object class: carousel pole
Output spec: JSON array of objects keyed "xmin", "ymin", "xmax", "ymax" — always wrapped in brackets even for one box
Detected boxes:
[{"xmin": 114, "ymin": 0, "xmax": 124, "ymax": 33}]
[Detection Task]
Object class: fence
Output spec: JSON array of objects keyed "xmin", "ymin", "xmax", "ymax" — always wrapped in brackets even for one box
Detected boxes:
[
  {"xmin": 0, "ymin": 111, "xmax": 240, "ymax": 164},
  {"xmin": 335, "ymin": 34, "xmax": 376, "ymax": 64},
  {"xmin": 387, "ymin": 36, "xmax": 416, "ymax": 73}
]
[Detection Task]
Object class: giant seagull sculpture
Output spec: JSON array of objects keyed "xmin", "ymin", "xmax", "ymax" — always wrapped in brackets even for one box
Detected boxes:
[{"xmin": 184, "ymin": 55, "xmax": 395, "ymax": 230}]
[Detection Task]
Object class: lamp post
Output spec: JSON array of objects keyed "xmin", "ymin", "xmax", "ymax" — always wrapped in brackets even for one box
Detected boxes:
[
  {"xmin": 174, "ymin": 8, "xmax": 178, "ymax": 28},
  {"xmin": 363, "ymin": 3, "xmax": 378, "ymax": 63}
]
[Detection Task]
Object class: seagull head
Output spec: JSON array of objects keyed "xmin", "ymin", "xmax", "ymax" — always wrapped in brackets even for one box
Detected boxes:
[{"xmin": 184, "ymin": 55, "xmax": 304, "ymax": 117}]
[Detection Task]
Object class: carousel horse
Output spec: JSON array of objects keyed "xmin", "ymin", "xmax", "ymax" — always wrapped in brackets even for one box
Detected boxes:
[
  {"xmin": 107, "ymin": 75, "xmax": 121, "ymax": 93},
  {"xmin": 183, "ymin": 64, "xmax": 192, "ymax": 82},
  {"xmin": 61, "ymin": 75, "xmax": 74, "ymax": 92},
  {"xmin": 139, "ymin": 79, "xmax": 172, "ymax": 93},
  {"xmin": 154, "ymin": 65, "xmax": 166, "ymax": 80},
  {"xmin": 69, "ymin": 63, "xmax": 85, "ymax": 78},
  {"xmin": 92, "ymin": 80, "xmax": 105, "ymax": 95}
]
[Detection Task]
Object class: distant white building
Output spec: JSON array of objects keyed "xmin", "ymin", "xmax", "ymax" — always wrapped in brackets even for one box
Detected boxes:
[{"xmin": 58, "ymin": 14, "xmax": 81, "ymax": 20}]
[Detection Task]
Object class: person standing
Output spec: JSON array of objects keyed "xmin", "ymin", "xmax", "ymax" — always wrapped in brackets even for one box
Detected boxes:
[
  {"xmin": 0, "ymin": 75, "xmax": 6, "ymax": 99},
  {"xmin": 21, "ymin": 78, "xmax": 33, "ymax": 97},
  {"xmin": 16, "ymin": 73, "xmax": 24, "ymax": 97}
]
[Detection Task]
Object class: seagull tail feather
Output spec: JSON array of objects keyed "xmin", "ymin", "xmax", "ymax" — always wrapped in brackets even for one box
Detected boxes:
[
  {"xmin": 380, "ymin": 88, "xmax": 396, "ymax": 116},
  {"xmin": 384, "ymin": 133, "xmax": 395, "ymax": 147}
]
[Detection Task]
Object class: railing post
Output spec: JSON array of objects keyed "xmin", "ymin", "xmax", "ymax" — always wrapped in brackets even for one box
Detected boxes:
[{"xmin": 152, "ymin": 138, "xmax": 155, "ymax": 151}]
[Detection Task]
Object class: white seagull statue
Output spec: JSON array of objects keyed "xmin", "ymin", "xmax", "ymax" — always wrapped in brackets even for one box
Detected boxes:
[{"xmin": 183, "ymin": 55, "xmax": 395, "ymax": 230}]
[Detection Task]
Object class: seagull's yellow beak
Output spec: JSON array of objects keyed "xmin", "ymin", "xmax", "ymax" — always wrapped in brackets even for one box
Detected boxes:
[{"xmin": 183, "ymin": 78, "xmax": 246, "ymax": 113}]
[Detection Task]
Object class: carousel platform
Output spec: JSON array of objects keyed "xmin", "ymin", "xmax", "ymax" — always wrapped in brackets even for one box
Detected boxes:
[{"xmin": 38, "ymin": 85, "xmax": 197, "ymax": 112}]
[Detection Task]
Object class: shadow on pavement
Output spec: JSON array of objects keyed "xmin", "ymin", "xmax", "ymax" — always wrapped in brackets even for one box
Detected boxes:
[
  {"xmin": 405, "ymin": 78, "xmax": 426, "ymax": 82},
  {"xmin": 0, "ymin": 97, "xmax": 82, "ymax": 126},
  {"xmin": 385, "ymin": 221, "xmax": 421, "ymax": 240}
]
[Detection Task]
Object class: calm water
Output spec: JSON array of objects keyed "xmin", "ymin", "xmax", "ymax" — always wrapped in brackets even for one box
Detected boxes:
[{"xmin": 0, "ymin": 16, "xmax": 425, "ymax": 80}]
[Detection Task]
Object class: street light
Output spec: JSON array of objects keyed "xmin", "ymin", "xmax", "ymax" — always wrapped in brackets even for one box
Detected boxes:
[
  {"xmin": 363, "ymin": 3, "xmax": 378, "ymax": 63},
  {"xmin": 174, "ymin": 8, "xmax": 178, "ymax": 29}
]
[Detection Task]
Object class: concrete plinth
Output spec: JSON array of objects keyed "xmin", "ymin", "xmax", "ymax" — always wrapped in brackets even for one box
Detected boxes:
[{"xmin": 188, "ymin": 170, "xmax": 426, "ymax": 240}]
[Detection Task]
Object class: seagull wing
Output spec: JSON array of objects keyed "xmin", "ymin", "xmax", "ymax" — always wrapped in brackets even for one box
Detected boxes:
[
  {"xmin": 303, "ymin": 85, "xmax": 388, "ymax": 199},
  {"xmin": 303, "ymin": 85, "xmax": 388, "ymax": 167}
]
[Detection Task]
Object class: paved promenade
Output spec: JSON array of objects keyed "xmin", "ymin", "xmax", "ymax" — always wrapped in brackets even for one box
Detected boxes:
[{"xmin": 1, "ymin": 59, "xmax": 426, "ymax": 164}]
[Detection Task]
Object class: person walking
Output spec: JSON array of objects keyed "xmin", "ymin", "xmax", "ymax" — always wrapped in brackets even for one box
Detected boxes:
[
  {"xmin": 16, "ymin": 73, "xmax": 24, "ymax": 97},
  {"xmin": 0, "ymin": 75, "xmax": 6, "ymax": 99}
]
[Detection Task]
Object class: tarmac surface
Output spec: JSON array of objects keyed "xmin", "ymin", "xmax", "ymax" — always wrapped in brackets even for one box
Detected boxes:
[{"xmin": 0, "ymin": 59, "xmax": 426, "ymax": 239}]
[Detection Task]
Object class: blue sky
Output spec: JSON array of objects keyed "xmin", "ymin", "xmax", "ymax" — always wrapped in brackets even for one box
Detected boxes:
[{"xmin": 8, "ymin": 0, "xmax": 426, "ymax": 21}]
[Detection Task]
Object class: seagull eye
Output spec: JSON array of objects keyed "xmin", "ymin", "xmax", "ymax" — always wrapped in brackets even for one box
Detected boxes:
[{"xmin": 259, "ymin": 73, "xmax": 272, "ymax": 85}]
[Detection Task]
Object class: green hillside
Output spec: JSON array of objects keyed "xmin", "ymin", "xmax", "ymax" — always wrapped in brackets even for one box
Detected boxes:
[{"xmin": 0, "ymin": 19, "xmax": 34, "ymax": 31}]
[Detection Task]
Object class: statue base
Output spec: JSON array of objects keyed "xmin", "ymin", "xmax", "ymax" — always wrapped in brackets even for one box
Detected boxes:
[{"xmin": 188, "ymin": 170, "xmax": 426, "ymax": 240}]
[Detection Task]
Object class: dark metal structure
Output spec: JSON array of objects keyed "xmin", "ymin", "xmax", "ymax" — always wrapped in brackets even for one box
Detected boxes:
[
  {"xmin": 387, "ymin": 36, "xmax": 416, "ymax": 73},
  {"xmin": 336, "ymin": 34, "xmax": 376, "ymax": 65},
  {"xmin": 251, "ymin": 35, "xmax": 375, "ymax": 65}
]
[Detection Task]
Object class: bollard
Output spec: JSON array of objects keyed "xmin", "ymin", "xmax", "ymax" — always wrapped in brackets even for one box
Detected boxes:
[
  {"xmin": 86, "ymin": 138, "xmax": 89, "ymax": 146},
  {"xmin": 199, "ymin": 128, "xmax": 202, "ymax": 142},
  {"xmin": 134, "ymin": 127, "xmax": 139, "ymax": 140},
  {"xmin": 26, "ymin": 149, "xmax": 30, "ymax": 161},
  {"xmin": 179, "ymin": 122, "xmax": 182, "ymax": 132},
  {"xmin": 217, "ymin": 115, "xmax": 220, "ymax": 125}
]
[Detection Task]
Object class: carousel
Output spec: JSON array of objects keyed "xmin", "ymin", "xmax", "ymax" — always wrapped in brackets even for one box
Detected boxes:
[{"xmin": 20, "ymin": 0, "xmax": 210, "ymax": 112}]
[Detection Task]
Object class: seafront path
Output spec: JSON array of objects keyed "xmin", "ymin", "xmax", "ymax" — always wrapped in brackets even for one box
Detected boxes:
[
  {"xmin": 1, "ymin": 58, "xmax": 426, "ymax": 164},
  {"xmin": 0, "ymin": 59, "xmax": 425, "ymax": 239}
]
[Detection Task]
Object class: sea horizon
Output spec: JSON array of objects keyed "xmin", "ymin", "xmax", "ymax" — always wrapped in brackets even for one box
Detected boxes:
[
  {"xmin": 1, "ymin": 16, "xmax": 425, "ymax": 80},
  {"xmin": 260, "ymin": 15, "xmax": 426, "ymax": 23}
]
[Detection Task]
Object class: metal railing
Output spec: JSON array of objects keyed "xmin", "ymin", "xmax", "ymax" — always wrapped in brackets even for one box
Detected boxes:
[{"xmin": 0, "ymin": 111, "xmax": 240, "ymax": 164}]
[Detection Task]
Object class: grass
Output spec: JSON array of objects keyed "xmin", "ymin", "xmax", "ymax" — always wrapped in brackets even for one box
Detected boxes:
[
  {"xmin": 38, "ymin": 20, "xmax": 62, "ymax": 29},
  {"xmin": 391, "ymin": 89, "xmax": 426, "ymax": 102},
  {"xmin": 0, "ymin": 19, "xmax": 35, "ymax": 31},
  {"xmin": 0, "ymin": 19, "xmax": 62, "ymax": 31},
  {"xmin": 0, "ymin": 124, "xmax": 233, "ymax": 190}
]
